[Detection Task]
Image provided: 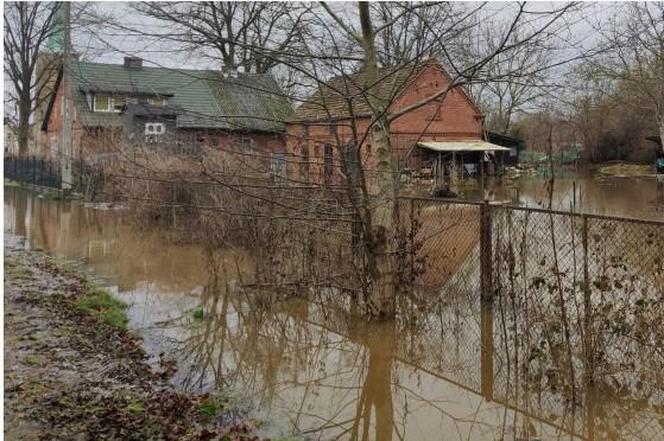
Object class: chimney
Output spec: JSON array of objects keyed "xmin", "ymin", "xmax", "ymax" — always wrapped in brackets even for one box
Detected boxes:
[{"xmin": 124, "ymin": 56, "xmax": 143, "ymax": 69}]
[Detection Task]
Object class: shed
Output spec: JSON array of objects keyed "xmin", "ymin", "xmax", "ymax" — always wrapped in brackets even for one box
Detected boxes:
[
  {"xmin": 485, "ymin": 131, "xmax": 522, "ymax": 166},
  {"xmin": 416, "ymin": 140, "xmax": 509, "ymax": 184}
]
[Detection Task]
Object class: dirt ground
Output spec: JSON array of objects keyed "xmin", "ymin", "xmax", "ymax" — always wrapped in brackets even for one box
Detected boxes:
[
  {"xmin": 415, "ymin": 203, "xmax": 479, "ymax": 287},
  {"xmin": 4, "ymin": 242, "xmax": 261, "ymax": 441}
]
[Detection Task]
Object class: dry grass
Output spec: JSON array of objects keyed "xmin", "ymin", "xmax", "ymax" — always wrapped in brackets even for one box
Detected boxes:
[{"xmin": 596, "ymin": 162, "xmax": 653, "ymax": 177}]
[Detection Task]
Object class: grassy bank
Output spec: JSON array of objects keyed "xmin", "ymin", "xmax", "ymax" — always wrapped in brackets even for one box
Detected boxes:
[
  {"xmin": 4, "ymin": 244, "xmax": 269, "ymax": 441},
  {"xmin": 594, "ymin": 161, "xmax": 654, "ymax": 177}
]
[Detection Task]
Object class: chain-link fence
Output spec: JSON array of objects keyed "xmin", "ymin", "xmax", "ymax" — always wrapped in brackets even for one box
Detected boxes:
[{"xmin": 398, "ymin": 196, "xmax": 664, "ymax": 440}]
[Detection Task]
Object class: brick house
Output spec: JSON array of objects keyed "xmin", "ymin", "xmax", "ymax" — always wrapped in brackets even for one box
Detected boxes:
[
  {"xmin": 41, "ymin": 57, "xmax": 292, "ymax": 162},
  {"xmin": 285, "ymin": 60, "xmax": 509, "ymax": 186}
]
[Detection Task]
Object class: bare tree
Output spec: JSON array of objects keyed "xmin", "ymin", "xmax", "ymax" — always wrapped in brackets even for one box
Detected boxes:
[
  {"xmin": 592, "ymin": 2, "xmax": 664, "ymax": 153},
  {"xmin": 122, "ymin": 2, "xmax": 311, "ymax": 74},
  {"xmin": 4, "ymin": 1, "xmax": 62, "ymax": 156},
  {"xmin": 470, "ymin": 27, "xmax": 553, "ymax": 134}
]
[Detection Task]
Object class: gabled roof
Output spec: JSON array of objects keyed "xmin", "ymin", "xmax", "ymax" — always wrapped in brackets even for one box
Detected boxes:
[
  {"xmin": 43, "ymin": 60, "xmax": 293, "ymax": 132},
  {"xmin": 293, "ymin": 60, "xmax": 481, "ymax": 122}
]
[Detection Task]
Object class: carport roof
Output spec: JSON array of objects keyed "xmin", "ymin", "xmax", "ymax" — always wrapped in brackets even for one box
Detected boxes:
[{"xmin": 417, "ymin": 140, "xmax": 511, "ymax": 152}]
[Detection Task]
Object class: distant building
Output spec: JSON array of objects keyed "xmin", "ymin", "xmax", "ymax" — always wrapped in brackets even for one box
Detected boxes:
[
  {"xmin": 41, "ymin": 57, "xmax": 293, "ymax": 162},
  {"xmin": 485, "ymin": 132, "xmax": 522, "ymax": 166},
  {"xmin": 648, "ymin": 136, "xmax": 664, "ymax": 174},
  {"xmin": 285, "ymin": 59, "xmax": 509, "ymax": 187},
  {"xmin": 4, "ymin": 117, "xmax": 18, "ymax": 156}
]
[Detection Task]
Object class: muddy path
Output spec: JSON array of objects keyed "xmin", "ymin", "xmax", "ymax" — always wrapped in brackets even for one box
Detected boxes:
[{"xmin": 4, "ymin": 240, "xmax": 262, "ymax": 441}]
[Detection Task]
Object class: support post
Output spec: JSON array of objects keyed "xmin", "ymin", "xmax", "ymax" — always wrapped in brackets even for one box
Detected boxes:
[
  {"xmin": 582, "ymin": 214, "xmax": 595, "ymax": 439},
  {"xmin": 480, "ymin": 200, "xmax": 494, "ymax": 400},
  {"xmin": 61, "ymin": 2, "xmax": 72, "ymax": 195},
  {"xmin": 410, "ymin": 198, "xmax": 415, "ymax": 279}
]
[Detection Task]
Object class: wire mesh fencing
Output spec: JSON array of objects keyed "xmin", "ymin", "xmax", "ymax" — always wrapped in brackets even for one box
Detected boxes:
[{"xmin": 398, "ymin": 196, "xmax": 664, "ymax": 440}]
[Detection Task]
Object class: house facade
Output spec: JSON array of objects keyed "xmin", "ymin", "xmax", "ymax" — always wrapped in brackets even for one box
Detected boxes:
[
  {"xmin": 285, "ymin": 60, "xmax": 509, "ymax": 187},
  {"xmin": 41, "ymin": 57, "xmax": 292, "ymax": 163}
]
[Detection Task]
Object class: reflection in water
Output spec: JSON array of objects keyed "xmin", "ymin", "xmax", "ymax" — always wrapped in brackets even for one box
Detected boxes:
[{"xmin": 4, "ymin": 185, "xmax": 663, "ymax": 440}]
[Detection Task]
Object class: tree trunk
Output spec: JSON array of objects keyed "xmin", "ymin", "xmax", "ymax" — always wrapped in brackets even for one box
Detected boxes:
[
  {"xmin": 659, "ymin": 114, "xmax": 664, "ymax": 155},
  {"xmin": 17, "ymin": 95, "xmax": 31, "ymax": 157},
  {"xmin": 359, "ymin": 2, "xmax": 397, "ymax": 318}
]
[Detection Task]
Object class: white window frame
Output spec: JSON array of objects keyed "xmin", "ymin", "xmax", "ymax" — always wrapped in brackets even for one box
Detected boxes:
[{"xmin": 93, "ymin": 95, "xmax": 111, "ymax": 112}]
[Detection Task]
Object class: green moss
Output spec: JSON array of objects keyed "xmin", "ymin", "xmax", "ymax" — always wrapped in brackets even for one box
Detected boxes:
[
  {"xmin": 5, "ymin": 258, "xmax": 32, "ymax": 280},
  {"xmin": 75, "ymin": 287, "xmax": 129, "ymax": 329},
  {"xmin": 22, "ymin": 355, "xmax": 45, "ymax": 367},
  {"xmin": 197, "ymin": 396, "xmax": 225, "ymax": 417},
  {"xmin": 124, "ymin": 399, "xmax": 146, "ymax": 415}
]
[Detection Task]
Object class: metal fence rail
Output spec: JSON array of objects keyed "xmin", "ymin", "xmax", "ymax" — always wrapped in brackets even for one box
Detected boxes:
[
  {"xmin": 4, "ymin": 155, "xmax": 62, "ymax": 189},
  {"xmin": 4, "ymin": 155, "xmax": 106, "ymax": 198}
]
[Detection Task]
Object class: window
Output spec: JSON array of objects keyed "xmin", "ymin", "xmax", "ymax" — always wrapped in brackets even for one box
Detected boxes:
[
  {"xmin": 509, "ymin": 147, "xmax": 517, "ymax": 158},
  {"xmin": 270, "ymin": 153, "xmax": 287, "ymax": 179},
  {"xmin": 93, "ymin": 95, "xmax": 110, "ymax": 112},
  {"xmin": 299, "ymin": 144, "xmax": 310, "ymax": 182},
  {"xmin": 113, "ymin": 95, "xmax": 126, "ymax": 112},
  {"xmin": 324, "ymin": 144, "xmax": 333, "ymax": 185},
  {"xmin": 144, "ymin": 122, "xmax": 165, "ymax": 143},
  {"xmin": 147, "ymin": 96, "xmax": 166, "ymax": 107},
  {"xmin": 233, "ymin": 136, "xmax": 254, "ymax": 150},
  {"xmin": 126, "ymin": 97, "xmax": 138, "ymax": 105}
]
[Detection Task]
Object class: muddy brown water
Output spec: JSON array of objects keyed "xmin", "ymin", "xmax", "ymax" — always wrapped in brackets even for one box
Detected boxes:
[
  {"xmin": 4, "ymin": 178, "xmax": 664, "ymax": 441},
  {"xmin": 455, "ymin": 174, "xmax": 664, "ymax": 221}
]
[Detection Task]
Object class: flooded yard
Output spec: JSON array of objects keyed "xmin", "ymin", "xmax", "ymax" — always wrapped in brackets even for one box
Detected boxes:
[
  {"xmin": 4, "ymin": 178, "xmax": 664, "ymax": 441},
  {"xmin": 454, "ymin": 173, "xmax": 664, "ymax": 221}
]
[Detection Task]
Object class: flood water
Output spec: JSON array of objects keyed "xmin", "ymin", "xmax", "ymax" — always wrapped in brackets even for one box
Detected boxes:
[
  {"xmin": 456, "ymin": 174, "xmax": 664, "ymax": 221},
  {"xmin": 4, "ymin": 176, "xmax": 664, "ymax": 441}
]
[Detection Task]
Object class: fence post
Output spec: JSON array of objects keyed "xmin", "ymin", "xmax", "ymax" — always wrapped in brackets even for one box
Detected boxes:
[
  {"xmin": 410, "ymin": 198, "xmax": 415, "ymax": 278},
  {"xmin": 581, "ymin": 214, "xmax": 595, "ymax": 439},
  {"xmin": 31, "ymin": 155, "xmax": 36, "ymax": 188},
  {"xmin": 480, "ymin": 201, "xmax": 493, "ymax": 302},
  {"xmin": 480, "ymin": 200, "xmax": 494, "ymax": 400}
]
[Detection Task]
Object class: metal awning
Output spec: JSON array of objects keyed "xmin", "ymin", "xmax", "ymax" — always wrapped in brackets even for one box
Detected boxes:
[{"xmin": 417, "ymin": 140, "xmax": 511, "ymax": 152}]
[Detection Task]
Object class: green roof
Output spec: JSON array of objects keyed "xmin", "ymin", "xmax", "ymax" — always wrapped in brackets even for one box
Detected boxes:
[{"xmin": 68, "ymin": 61, "xmax": 293, "ymax": 132}]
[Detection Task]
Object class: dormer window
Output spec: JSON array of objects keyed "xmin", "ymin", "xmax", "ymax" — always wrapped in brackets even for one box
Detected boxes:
[
  {"xmin": 93, "ymin": 94, "xmax": 125, "ymax": 113},
  {"xmin": 113, "ymin": 96, "xmax": 126, "ymax": 112},
  {"xmin": 147, "ymin": 96, "xmax": 166, "ymax": 107},
  {"xmin": 93, "ymin": 95, "xmax": 110, "ymax": 112}
]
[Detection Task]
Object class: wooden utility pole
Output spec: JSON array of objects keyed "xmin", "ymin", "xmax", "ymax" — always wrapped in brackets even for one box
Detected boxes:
[{"xmin": 61, "ymin": 1, "xmax": 72, "ymax": 193}]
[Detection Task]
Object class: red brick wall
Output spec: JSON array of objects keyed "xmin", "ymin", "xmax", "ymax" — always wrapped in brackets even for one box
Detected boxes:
[
  {"xmin": 390, "ymin": 64, "xmax": 483, "ymax": 140},
  {"xmin": 285, "ymin": 63, "xmax": 484, "ymax": 186},
  {"xmin": 44, "ymin": 78, "xmax": 83, "ymax": 160}
]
